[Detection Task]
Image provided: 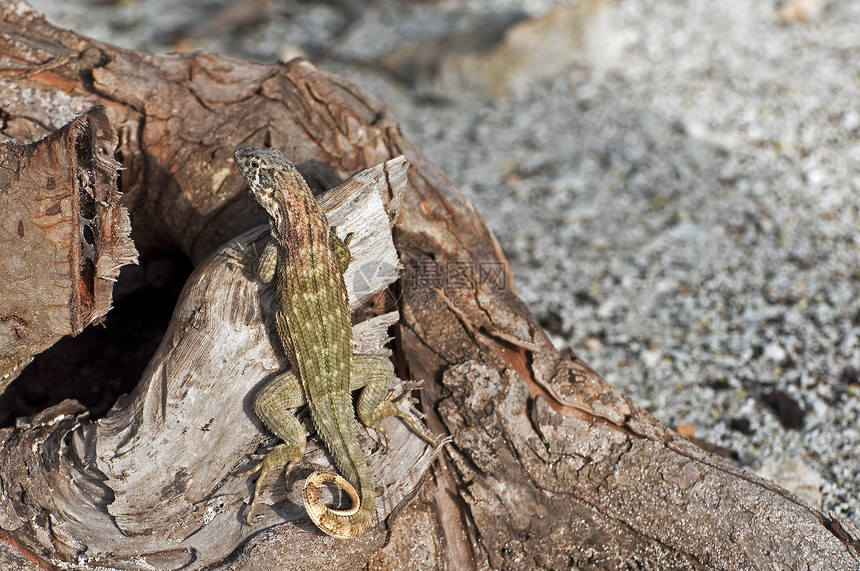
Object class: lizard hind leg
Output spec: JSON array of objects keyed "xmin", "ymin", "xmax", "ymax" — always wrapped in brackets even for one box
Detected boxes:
[
  {"xmin": 240, "ymin": 369, "xmax": 308, "ymax": 522},
  {"xmin": 352, "ymin": 355, "xmax": 438, "ymax": 451}
]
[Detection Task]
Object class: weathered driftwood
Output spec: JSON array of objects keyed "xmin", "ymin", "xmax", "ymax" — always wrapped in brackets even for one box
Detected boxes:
[
  {"xmin": 0, "ymin": 155, "xmax": 435, "ymax": 570},
  {"xmin": 0, "ymin": 2, "xmax": 859, "ymax": 570},
  {"xmin": 0, "ymin": 106, "xmax": 136, "ymax": 393}
]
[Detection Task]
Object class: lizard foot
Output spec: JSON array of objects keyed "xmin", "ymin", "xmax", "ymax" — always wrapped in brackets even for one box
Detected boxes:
[
  {"xmin": 222, "ymin": 242, "xmax": 260, "ymax": 277},
  {"xmin": 239, "ymin": 442, "xmax": 303, "ymax": 523},
  {"xmin": 364, "ymin": 395, "xmax": 438, "ymax": 453}
]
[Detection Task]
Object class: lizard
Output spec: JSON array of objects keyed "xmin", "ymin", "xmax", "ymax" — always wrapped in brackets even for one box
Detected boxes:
[{"xmin": 232, "ymin": 147, "xmax": 435, "ymax": 538}]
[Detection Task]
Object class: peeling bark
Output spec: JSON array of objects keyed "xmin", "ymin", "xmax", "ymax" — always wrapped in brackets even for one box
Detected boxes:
[{"xmin": 0, "ymin": 106, "xmax": 136, "ymax": 393}]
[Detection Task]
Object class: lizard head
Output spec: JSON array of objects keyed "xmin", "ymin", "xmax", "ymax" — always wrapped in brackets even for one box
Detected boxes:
[{"xmin": 233, "ymin": 146, "xmax": 292, "ymax": 224}]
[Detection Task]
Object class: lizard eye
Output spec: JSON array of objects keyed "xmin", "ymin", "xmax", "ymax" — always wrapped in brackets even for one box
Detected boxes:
[{"xmin": 249, "ymin": 159, "xmax": 260, "ymax": 170}]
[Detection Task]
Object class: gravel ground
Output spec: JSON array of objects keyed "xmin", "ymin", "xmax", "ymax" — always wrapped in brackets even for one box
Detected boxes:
[{"xmin": 25, "ymin": 0, "xmax": 860, "ymax": 526}]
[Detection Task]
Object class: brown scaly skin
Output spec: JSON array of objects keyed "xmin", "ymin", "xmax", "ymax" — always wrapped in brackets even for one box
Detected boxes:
[{"xmin": 233, "ymin": 147, "xmax": 434, "ymax": 538}]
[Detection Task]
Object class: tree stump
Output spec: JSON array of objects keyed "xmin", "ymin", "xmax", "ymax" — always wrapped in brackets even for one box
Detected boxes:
[{"xmin": 0, "ymin": 2, "xmax": 858, "ymax": 569}]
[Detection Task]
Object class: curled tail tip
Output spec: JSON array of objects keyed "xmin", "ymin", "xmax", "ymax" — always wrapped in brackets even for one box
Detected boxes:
[{"xmin": 304, "ymin": 470, "xmax": 371, "ymax": 538}]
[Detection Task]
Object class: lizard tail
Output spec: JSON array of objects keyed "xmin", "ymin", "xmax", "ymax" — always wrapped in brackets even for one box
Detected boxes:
[{"xmin": 303, "ymin": 470, "xmax": 373, "ymax": 538}]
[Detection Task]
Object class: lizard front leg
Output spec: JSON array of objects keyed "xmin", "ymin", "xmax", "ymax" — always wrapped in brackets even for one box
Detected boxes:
[
  {"xmin": 329, "ymin": 227, "xmax": 353, "ymax": 273},
  {"xmin": 225, "ymin": 237, "xmax": 278, "ymax": 285},
  {"xmin": 239, "ymin": 369, "xmax": 307, "ymax": 522},
  {"xmin": 351, "ymin": 355, "xmax": 438, "ymax": 451}
]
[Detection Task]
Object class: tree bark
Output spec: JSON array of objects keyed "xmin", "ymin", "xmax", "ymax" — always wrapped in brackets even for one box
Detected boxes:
[
  {"xmin": 0, "ymin": 2, "xmax": 858, "ymax": 570},
  {"xmin": 0, "ymin": 106, "xmax": 136, "ymax": 393}
]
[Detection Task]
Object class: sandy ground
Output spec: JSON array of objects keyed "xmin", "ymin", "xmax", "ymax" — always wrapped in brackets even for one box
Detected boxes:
[{"xmin": 25, "ymin": 0, "xmax": 860, "ymax": 527}]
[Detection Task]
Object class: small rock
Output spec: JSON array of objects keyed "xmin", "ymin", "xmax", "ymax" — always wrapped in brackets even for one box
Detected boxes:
[
  {"xmin": 728, "ymin": 417, "xmax": 754, "ymax": 434},
  {"xmin": 640, "ymin": 348, "xmax": 662, "ymax": 368},
  {"xmin": 681, "ymin": 120, "xmax": 737, "ymax": 153},
  {"xmin": 278, "ymin": 44, "xmax": 306, "ymax": 64},
  {"xmin": 842, "ymin": 111, "xmax": 860, "ymax": 132},
  {"xmin": 777, "ymin": 0, "xmax": 821, "ymax": 23},
  {"xmin": 763, "ymin": 342, "xmax": 787, "ymax": 364},
  {"xmin": 761, "ymin": 389, "xmax": 806, "ymax": 429},
  {"xmin": 380, "ymin": 0, "xmax": 620, "ymax": 99},
  {"xmin": 674, "ymin": 423, "xmax": 695, "ymax": 438},
  {"xmin": 757, "ymin": 455, "xmax": 822, "ymax": 508},
  {"xmin": 804, "ymin": 167, "xmax": 826, "ymax": 188}
]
